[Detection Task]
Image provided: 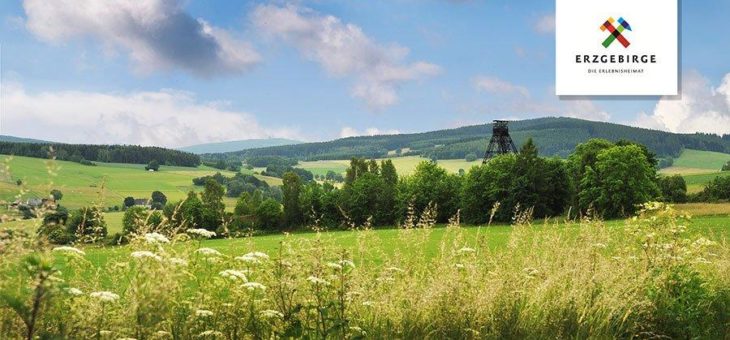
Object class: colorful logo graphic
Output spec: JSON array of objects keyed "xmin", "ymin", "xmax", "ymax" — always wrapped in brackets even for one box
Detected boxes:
[{"xmin": 600, "ymin": 17, "xmax": 632, "ymax": 48}]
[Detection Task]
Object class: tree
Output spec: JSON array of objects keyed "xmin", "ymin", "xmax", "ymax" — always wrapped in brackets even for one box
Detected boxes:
[
  {"xmin": 723, "ymin": 161, "xmax": 730, "ymax": 171},
  {"xmin": 50, "ymin": 189, "xmax": 63, "ymax": 201},
  {"xmin": 145, "ymin": 160, "xmax": 160, "ymax": 171},
  {"xmin": 256, "ymin": 199, "xmax": 283, "ymax": 230},
  {"xmin": 403, "ymin": 161, "xmax": 461, "ymax": 223},
  {"xmin": 122, "ymin": 206, "xmax": 149, "ymax": 234},
  {"xmin": 659, "ymin": 175, "xmax": 688, "ymax": 203},
  {"xmin": 465, "ymin": 153, "xmax": 478, "ymax": 162},
  {"xmin": 461, "ymin": 155, "xmax": 517, "ymax": 224},
  {"xmin": 699, "ymin": 176, "xmax": 730, "ymax": 201},
  {"xmin": 578, "ymin": 145, "xmax": 659, "ymax": 218},
  {"xmin": 66, "ymin": 207, "xmax": 107, "ymax": 242},
  {"xmin": 151, "ymin": 191, "xmax": 167, "ymax": 210},
  {"xmin": 179, "ymin": 191, "xmax": 203, "ymax": 229},
  {"xmin": 123, "ymin": 196, "xmax": 135, "ymax": 209},
  {"xmin": 378, "ymin": 159, "xmax": 398, "ymax": 225},
  {"xmin": 200, "ymin": 179, "xmax": 225, "ymax": 230},
  {"xmin": 282, "ymin": 172, "xmax": 303, "ymax": 227}
]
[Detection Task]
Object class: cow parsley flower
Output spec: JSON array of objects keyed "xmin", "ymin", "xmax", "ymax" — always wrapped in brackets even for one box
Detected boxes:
[
  {"xmin": 131, "ymin": 251, "xmax": 162, "ymax": 261},
  {"xmin": 90, "ymin": 291, "xmax": 120, "ymax": 303},
  {"xmin": 195, "ymin": 248, "xmax": 222, "ymax": 257},
  {"xmin": 235, "ymin": 251, "xmax": 269, "ymax": 264},
  {"xmin": 307, "ymin": 276, "xmax": 330, "ymax": 285},
  {"xmin": 458, "ymin": 247, "xmax": 476, "ymax": 254},
  {"xmin": 243, "ymin": 282, "xmax": 266, "ymax": 291},
  {"xmin": 144, "ymin": 232, "xmax": 169, "ymax": 244},
  {"xmin": 219, "ymin": 270, "xmax": 248, "ymax": 282},
  {"xmin": 169, "ymin": 257, "xmax": 188, "ymax": 266},
  {"xmin": 52, "ymin": 246, "xmax": 85, "ymax": 256},
  {"xmin": 198, "ymin": 330, "xmax": 223, "ymax": 337},
  {"xmin": 67, "ymin": 288, "xmax": 83, "ymax": 296},
  {"xmin": 326, "ymin": 262, "xmax": 343, "ymax": 270},
  {"xmin": 260, "ymin": 309, "xmax": 283, "ymax": 318},
  {"xmin": 186, "ymin": 228, "xmax": 216, "ymax": 238},
  {"xmin": 195, "ymin": 309, "xmax": 214, "ymax": 317}
]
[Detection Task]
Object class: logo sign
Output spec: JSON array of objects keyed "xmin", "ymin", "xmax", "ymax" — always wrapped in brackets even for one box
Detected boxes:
[
  {"xmin": 600, "ymin": 17, "xmax": 631, "ymax": 48},
  {"xmin": 556, "ymin": 0, "xmax": 678, "ymax": 96}
]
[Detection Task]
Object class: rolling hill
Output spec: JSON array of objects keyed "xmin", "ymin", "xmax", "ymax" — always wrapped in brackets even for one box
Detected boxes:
[
  {"xmin": 216, "ymin": 117, "xmax": 730, "ymax": 161},
  {"xmin": 0, "ymin": 135, "xmax": 49, "ymax": 144},
  {"xmin": 180, "ymin": 138, "xmax": 301, "ymax": 154}
]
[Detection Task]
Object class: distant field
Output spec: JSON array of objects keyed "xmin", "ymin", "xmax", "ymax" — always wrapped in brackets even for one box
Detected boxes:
[
  {"xmin": 0, "ymin": 155, "xmax": 280, "ymax": 210},
  {"xmin": 660, "ymin": 149, "xmax": 730, "ymax": 193},
  {"xmin": 298, "ymin": 156, "xmax": 479, "ymax": 176}
]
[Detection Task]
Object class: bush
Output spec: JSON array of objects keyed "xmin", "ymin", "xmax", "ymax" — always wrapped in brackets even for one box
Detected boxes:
[
  {"xmin": 722, "ymin": 161, "xmax": 730, "ymax": 171},
  {"xmin": 256, "ymin": 199, "xmax": 282, "ymax": 230},
  {"xmin": 465, "ymin": 153, "xmax": 478, "ymax": 162},
  {"xmin": 66, "ymin": 207, "xmax": 107, "ymax": 242}
]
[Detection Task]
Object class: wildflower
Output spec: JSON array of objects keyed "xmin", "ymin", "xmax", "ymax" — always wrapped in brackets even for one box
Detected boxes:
[
  {"xmin": 260, "ymin": 309, "xmax": 283, "ymax": 318},
  {"xmin": 243, "ymin": 282, "xmax": 266, "ymax": 292},
  {"xmin": 186, "ymin": 228, "xmax": 216, "ymax": 238},
  {"xmin": 169, "ymin": 257, "xmax": 188, "ymax": 266},
  {"xmin": 339, "ymin": 259, "xmax": 355, "ymax": 269},
  {"xmin": 155, "ymin": 331, "xmax": 172, "ymax": 337},
  {"xmin": 144, "ymin": 232, "xmax": 169, "ymax": 244},
  {"xmin": 235, "ymin": 251, "xmax": 269, "ymax": 264},
  {"xmin": 523, "ymin": 268, "xmax": 539, "ymax": 277},
  {"xmin": 362, "ymin": 301, "xmax": 374, "ymax": 307},
  {"xmin": 219, "ymin": 270, "xmax": 248, "ymax": 282},
  {"xmin": 593, "ymin": 243, "xmax": 607, "ymax": 249},
  {"xmin": 326, "ymin": 262, "xmax": 343, "ymax": 270},
  {"xmin": 307, "ymin": 276, "xmax": 330, "ymax": 286},
  {"xmin": 350, "ymin": 326, "xmax": 366, "ymax": 335},
  {"xmin": 197, "ymin": 330, "xmax": 223, "ymax": 337},
  {"xmin": 90, "ymin": 291, "xmax": 120, "ymax": 303},
  {"xmin": 195, "ymin": 248, "xmax": 222, "ymax": 257},
  {"xmin": 52, "ymin": 246, "xmax": 85, "ymax": 256},
  {"xmin": 458, "ymin": 247, "xmax": 476, "ymax": 254},
  {"xmin": 99, "ymin": 330, "xmax": 112, "ymax": 336},
  {"xmin": 455, "ymin": 263, "xmax": 465, "ymax": 269},
  {"xmin": 67, "ymin": 287, "xmax": 83, "ymax": 296},
  {"xmin": 195, "ymin": 309, "xmax": 214, "ymax": 317},
  {"xmin": 131, "ymin": 251, "xmax": 162, "ymax": 261}
]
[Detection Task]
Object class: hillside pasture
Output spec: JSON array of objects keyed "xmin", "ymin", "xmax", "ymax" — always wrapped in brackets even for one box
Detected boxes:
[{"xmin": 298, "ymin": 156, "xmax": 479, "ymax": 176}]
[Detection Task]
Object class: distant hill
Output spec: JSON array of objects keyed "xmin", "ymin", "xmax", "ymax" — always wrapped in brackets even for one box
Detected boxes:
[
  {"xmin": 215, "ymin": 117, "xmax": 730, "ymax": 161},
  {"xmin": 0, "ymin": 135, "xmax": 49, "ymax": 144},
  {"xmin": 180, "ymin": 138, "xmax": 301, "ymax": 154}
]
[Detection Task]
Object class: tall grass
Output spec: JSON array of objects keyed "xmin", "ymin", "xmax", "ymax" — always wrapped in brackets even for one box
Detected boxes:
[{"xmin": 0, "ymin": 202, "xmax": 728, "ymax": 339}]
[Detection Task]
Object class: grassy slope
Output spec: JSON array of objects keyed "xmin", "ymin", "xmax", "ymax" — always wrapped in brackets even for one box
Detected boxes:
[
  {"xmin": 298, "ymin": 156, "xmax": 480, "ymax": 176},
  {"xmin": 660, "ymin": 149, "xmax": 730, "ymax": 193},
  {"xmin": 0, "ymin": 155, "xmax": 281, "ymax": 210}
]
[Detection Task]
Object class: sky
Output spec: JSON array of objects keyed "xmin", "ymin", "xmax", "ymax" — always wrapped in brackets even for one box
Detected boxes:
[{"xmin": 0, "ymin": 0, "xmax": 729, "ymax": 148}]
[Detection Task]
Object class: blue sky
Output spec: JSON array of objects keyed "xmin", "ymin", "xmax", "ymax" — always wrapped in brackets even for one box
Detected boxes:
[{"xmin": 1, "ymin": 0, "xmax": 729, "ymax": 147}]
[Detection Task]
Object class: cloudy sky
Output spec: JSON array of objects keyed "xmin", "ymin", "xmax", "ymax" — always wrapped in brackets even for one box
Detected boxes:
[{"xmin": 0, "ymin": 0, "xmax": 729, "ymax": 147}]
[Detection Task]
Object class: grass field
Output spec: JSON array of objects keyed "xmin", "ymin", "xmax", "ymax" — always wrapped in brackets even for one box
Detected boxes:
[
  {"xmin": 0, "ymin": 155, "xmax": 280, "ymax": 210},
  {"xmin": 298, "ymin": 156, "xmax": 479, "ymax": 176},
  {"xmin": 660, "ymin": 149, "xmax": 730, "ymax": 192}
]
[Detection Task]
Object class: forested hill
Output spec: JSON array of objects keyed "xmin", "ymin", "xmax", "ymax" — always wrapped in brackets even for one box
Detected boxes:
[
  {"xmin": 0, "ymin": 142, "xmax": 201, "ymax": 167},
  {"xmin": 216, "ymin": 117, "xmax": 730, "ymax": 161}
]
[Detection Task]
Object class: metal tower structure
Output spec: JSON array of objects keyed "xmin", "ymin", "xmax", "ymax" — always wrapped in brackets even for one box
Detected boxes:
[{"xmin": 483, "ymin": 120, "xmax": 518, "ymax": 163}]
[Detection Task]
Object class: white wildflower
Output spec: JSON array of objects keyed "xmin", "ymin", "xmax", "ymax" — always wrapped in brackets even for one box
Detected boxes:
[
  {"xmin": 385, "ymin": 267, "xmax": 404, "ymax": 273},
  {"xmin": 307, "ymin": 276, "xmax": 330, "ymax": 285},
  {"xmin": 90, "ymin": 291, "xmax": 120, "ymax": 303},
  {"xmin": 523, "ymin": 268, "xmax": 539, "ymax": 277},
  {"xmin": 99, "ymin": 330, "xmax": 112, "ymax": 336},
  {"xmin": 219, "ymin": 270, "xmax": 248, "ymax": 282},
  {"xmin": 155, "ymin": 331, "xmax": 171, "ymax": 337},
  {"xmin": 198, "ymin": 330, "xmax": 223, "ymax": 337},
  {"xmin": 144, "ymin": 232, "xmax": 169, "ymax": 244},
  {"xmin": 260, "ymin": 309, "xmax": 283, "ymax": 318},
  {"xmin": 195, "ymin": 309, "xmax": 214, "ymax": 317},
  {"xmin": 455, "ymin": 263, "xmax": 465, "ymax": 269},
  {"xmin": 350, "ymin": 326, "xmax": 366, "ymax": 335},
  {"xmin": 52, "ymin": 246, "xmax": 85, "ymax": 256},
  {"xmin": 67, "ymin": 288, "xmax": 83, "ymax": 296},
  {"xmin": 458, "ymin": 247, "xmax": 476, "ymax": 254},
  {"xmin": 593, "ymin": 243, "xmax": 607, "ymax": 249},
  {"xmin": 131, "ymin": 251, "xmax": 162, "ymax": 261},
  {"xmin": 339, "ymin": 259, "xmax": 355, "ymax": 269},
  {"xmin": 195, "ymin": 248, "xmax": 222, "ymax": 257},
  {"xmin": 235, "ymin": 251, "xmax": 269, "ymax": 264},
  {"xmin": 326, "ymin": 262, "xmax": 343, "ymax": 270},
  {"xmin": 243, "ymin": 282, "xmax": 266, "ymax": 292},
  {"xmin": 169, "ymin": 257, "xmax": 188, "ymax": 266},
  {"xmin": 186, "ymin": 228, "xmax": 216, "ymax": 238},
  {"xmin": 362, "ymin": 301, "xmax": 374, "ymax": 307}
]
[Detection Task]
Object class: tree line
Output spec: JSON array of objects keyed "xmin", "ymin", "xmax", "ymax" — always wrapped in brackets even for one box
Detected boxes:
[{"xmin": 0, "ymin": 142, "xmax": 200, "ymax": 167}]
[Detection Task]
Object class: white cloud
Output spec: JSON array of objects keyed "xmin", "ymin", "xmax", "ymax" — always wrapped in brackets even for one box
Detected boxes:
[
  {"xmin": 339, "ymin": 127, "xmax": 400, "ymax": 138},
  {"xmin": 634, "ymin": 71, "xmax": 730, "ymax": 135},
  {"xmin": 251, "ymin": 4, "xmax": 441, "ymax": 110},
  {"xmin": 22, "ymin": 0, "xmax": 260, "ymax": 76},
  {"xmin": 473, "ymin": 76, "xmax": 530, "ymax": 97},
  {"xmin": 535, "ymin": 15, "xmax": 555, "ymax": 34},
  {"xmin": 2, "ymin": 84, "xmax": 299, "ymax": 148}
]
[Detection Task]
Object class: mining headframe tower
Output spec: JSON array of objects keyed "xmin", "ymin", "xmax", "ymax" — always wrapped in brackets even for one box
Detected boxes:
[{"xmin": 483, "ymin": 120, "xmax": 518, "ymax": 163}]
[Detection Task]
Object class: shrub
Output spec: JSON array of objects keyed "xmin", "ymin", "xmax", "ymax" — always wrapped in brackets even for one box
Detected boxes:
[
  {"xmin": 465, "ymin": 153, "xmax": 478, "ymax": 162},
  {"xmin": 66, "ymin": 207, "xmax": 107, "ymax": 242}
]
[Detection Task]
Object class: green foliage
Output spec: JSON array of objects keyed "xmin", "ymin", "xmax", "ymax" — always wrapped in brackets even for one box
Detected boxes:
[
  {"xmin": 123, "ymin": 196, "xmax": 135, "ymax": 208},
  {"xmin": 256, "ymin": 199, "xmax": 283, "ymax": 230},
  {"xmin": 0, "ymin": 141, "xmax": 200, "ymax": 166},
  {"xmin": 465, "ymin": 153, "xmax": 477, "ymax": 162},
  {"xmin": 50, "ymin": 189, "xmax": 63, "ymax": 201},
  {"xmin": 698, "ymin": 176, "xmax": 730, "ymax": 201},
  {"xmin": 282, "ymin": 172, "xmax": 303, "ymax": 227},
  {"xmin": 200, "ymin": 179, "xmax": 226, "ymax": 231},
  {"xmin": 66, "ymin": 207, "xmax": 107, "ymax": 242},
  {"xmin": 659, "ymin": 175, "xmax": 688, "ymax": 203},
  {"xmin": 723, "ymin": 161, "xmax": 730, "ymax": 171},
  {"xmin": 401, "ymin": 161, "xmax": 461, "ymax": 223},
  {"xmin": 578, "ymin": 145, "xmax": 659, "ymax": 218},
  {"xmin": 151, "ymin": 190, "xmax": 167, "ymax": 210},
  {"xmin": 145, "ymin": 159, "xmax": 160, "ymax": 171},
  {"xmin": 461, "ymin": 155, "xmax": 516, "ymax": 224},
  {"xmin": 122, "ymin": 206, "xmax": 161, "ymax": 235}
]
